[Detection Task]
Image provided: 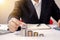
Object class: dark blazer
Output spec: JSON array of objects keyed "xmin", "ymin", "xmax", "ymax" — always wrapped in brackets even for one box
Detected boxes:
[{"xmin": 8, "ymin": 0, "xmax": 60, "ymax": 24}]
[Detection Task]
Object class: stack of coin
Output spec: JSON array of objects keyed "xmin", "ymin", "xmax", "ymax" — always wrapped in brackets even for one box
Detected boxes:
[
  {"xmin": 28, "ymin": 30, "xmax": 33, "ymax": 37},
  {"xmin": 39, "ymin": 33, "xmax": 44, "ymax": 37},
  {"xmin": 34, "ymin": 32, "xmax": 38, "ymax": 37}
]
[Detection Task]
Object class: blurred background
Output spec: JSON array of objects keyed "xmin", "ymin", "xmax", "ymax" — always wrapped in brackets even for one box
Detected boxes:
[{"xmin": 0, "ymin": 0, "xmax": 60, "ymax": 24}]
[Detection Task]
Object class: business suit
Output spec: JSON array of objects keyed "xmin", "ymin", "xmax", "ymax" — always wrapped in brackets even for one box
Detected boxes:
[{"xmin": 8, "ymin": 0, "xmax": 60, "ymax": 24}]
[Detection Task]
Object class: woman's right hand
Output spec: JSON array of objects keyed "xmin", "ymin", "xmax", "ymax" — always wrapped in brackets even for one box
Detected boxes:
[{"xmin": 8, "ymin": 18, "xmax": 26, "ymax": 32}]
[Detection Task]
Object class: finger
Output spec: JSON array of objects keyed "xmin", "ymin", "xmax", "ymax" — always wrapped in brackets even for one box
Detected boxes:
[
  {"xmin": 9, "ymin": 18, "xmax": 20, "ymax": 26},
  {"xmin": 58, "ymin": 20, "xmax": 60, "ymax": 27},
  {"xmin": 8, "ymin": 24, "xmax": 18, "ymax": 32},
  {"xmin": 8, "ymin": 25, "xmax": 15, "ymax": 32},
  {"xmin": 8, "ymin": 24, "xmax": 18, "ymax": 31},
  {"xmin": 19, "ymin": 21, "xmax": 26, "ymax": 26},
  {"xmin": 58, "ymin": 22, "xmax": 60, "ymax": 27},
  {"xmin": 9, "ymin": 21, "xmax": 18, "ymax": 28},
  {"xmin": 11, "ymin": 18, "xmax": 20, "ymax": 26},
  {"xmin": 8, "ymin": 21, "xmax": 18, "ymax": 31}
]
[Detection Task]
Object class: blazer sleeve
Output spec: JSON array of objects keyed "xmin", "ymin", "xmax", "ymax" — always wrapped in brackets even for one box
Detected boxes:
[
  {"xmin": 8, "ymin": 0, "xmax": 24, "ymax": 21},
  {"xmin": 51, "ymin": 0, "xmax": 60, "ymax": 22}
]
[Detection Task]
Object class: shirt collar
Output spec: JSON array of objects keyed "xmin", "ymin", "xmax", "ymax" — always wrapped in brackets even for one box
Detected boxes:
[{"xmin": 31, "ymin": 0, "xmax": 41, "ymax": 5}]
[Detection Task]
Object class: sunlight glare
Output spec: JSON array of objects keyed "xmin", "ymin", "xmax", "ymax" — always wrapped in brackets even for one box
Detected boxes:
[{"xmin": 0, "ymin": 0, "xmax": 5, "ymax": 5}]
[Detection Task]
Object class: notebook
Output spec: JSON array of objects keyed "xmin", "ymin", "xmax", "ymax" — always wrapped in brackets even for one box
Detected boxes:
[{"xmin": 27, "ymin": 24, "xmax": 51, "ymax": 30}]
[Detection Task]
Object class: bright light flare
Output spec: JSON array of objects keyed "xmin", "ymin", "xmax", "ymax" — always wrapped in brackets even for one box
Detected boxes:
[{"xmin": 0, "ymin": 0, "xmax": 5, "ymax": 5}]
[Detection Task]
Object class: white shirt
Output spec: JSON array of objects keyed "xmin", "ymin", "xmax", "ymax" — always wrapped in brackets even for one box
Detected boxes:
[{"xmin": 31, "ymin": 0, "xmax": 41, "ymax": 19}]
